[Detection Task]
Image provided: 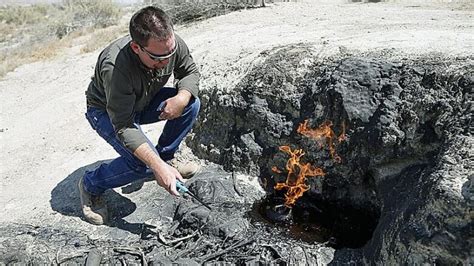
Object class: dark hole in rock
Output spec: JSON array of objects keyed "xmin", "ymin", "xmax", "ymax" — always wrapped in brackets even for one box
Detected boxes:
[
  {"xmin": 419, "ymin": 121, "xmax": 439, "ymax": 145},
  {"xmin": 250, "ymin": 194, "xmax": 379, "ymax": 249}
]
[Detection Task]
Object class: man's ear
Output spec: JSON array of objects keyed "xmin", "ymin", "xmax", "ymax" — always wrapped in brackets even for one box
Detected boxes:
[{"xmin": 130, "ymin": 41, "xmax": 141, "ymax": 54}]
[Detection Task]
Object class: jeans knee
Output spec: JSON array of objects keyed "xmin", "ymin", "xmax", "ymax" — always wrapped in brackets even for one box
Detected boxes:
[
  {"xmin": 187, "ymin": 97, "xmax": 200, "ymax": 118},
  {"xmin": 134, "ymin": 165, "xmax": 149, "ymax": 175},
  {"xmin": 124, "ymin": 156, "xmax": 147, "ymax": 173}
]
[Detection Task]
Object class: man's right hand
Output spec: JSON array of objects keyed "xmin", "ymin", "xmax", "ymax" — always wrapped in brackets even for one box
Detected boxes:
[
  {"xmin": 152, "ymin": 161, "xmax": 184, "ymax": 196},
  {"xmin": 133, "ymin": 143, "xmax": 184, "ymax": 196}
]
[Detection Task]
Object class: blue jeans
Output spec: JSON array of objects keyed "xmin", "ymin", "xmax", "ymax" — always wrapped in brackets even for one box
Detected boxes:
[{"xmin": 83, "ymin": 88, "xmax": 200, "ymax": 196}]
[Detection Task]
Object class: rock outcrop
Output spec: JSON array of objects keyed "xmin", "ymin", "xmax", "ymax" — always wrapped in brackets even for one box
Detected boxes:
[{"xmin": 188, "ymin": 44, "xmax": 473, "ymax": 264}]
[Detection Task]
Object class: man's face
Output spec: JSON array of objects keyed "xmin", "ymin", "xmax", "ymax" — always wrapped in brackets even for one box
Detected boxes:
[{"xmin": 131, "ymin": 34, "xmax": 176, "ymax": 70}]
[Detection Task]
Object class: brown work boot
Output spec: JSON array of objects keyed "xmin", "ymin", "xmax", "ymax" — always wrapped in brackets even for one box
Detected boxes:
[
  {"xmin": 167, "ymin": 158, "xmax": 201, "ymax": 178},
  {"xmin": 78, "ymin": 176, "xmax": 108, "ymax": 225}
]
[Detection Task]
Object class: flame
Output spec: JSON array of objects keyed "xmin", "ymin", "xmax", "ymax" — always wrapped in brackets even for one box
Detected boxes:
[
  {"xmin": 272, "ymin": 120, "xmax": 346, "ymax": 208},
  {"xmin": 271, "ymin": 166, "xmax": 282, "ymax": 174},
  {"xmin": 273, "ymin": 146, "xmax": 325, "ymax": 207},
  {"xmin": 297, "ymin": 120, "xmax": 346, "ymax": 163}
]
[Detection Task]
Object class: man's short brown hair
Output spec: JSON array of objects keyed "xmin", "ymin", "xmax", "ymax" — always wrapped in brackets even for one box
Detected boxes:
[{"xmin": 129, "ymin": 6, "xmax": 174, "ymax": 47}]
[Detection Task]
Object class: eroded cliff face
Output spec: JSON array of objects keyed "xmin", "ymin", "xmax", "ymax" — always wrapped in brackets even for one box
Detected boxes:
[{"xmin": 188, "ymin": 44, "xmax": 473, "ymax": 263}]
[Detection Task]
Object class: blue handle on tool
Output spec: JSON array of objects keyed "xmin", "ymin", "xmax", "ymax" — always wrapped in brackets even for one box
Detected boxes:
[{"xmin": 176, "ymin": 180, "xmax": 189, "ymax": 194}]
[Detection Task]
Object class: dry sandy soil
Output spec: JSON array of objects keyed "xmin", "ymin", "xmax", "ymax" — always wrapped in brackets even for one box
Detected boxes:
[{"xmin": 0, "ymin": 0, "xmax": 472, "ymax": 242}]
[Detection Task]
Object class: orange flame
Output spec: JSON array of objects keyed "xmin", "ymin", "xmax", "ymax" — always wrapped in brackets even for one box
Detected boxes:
[
  {"xmin": 297, "ymin": 120, "xmax": 346, "ymax": 163},
  {"xmin": 273, "ymin": 146, "xmax": 325, "ymax": 207},
  {"xmin": 272, "ymin": 120, "xmax": 346, "ymax": 207},
  {"xmin": 271, "ymin": 166, "xmax": 282, "ymax": 174}
]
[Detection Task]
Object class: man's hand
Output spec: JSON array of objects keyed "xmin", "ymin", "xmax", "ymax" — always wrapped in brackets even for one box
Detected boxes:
[
  {"xmin": 152, "ymin": 161, "xmax": 185, "ymax": 196},
  {"xmin": 134, "ymin": 143, "xmax": 184, "ymax": 196},
  {"xmin": 159, "ymin": 90, "xmax": 192, "ymax": 120}
]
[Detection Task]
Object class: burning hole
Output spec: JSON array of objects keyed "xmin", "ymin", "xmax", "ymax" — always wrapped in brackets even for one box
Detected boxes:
[{"xmin": 251, "ymin": 120, "xmax": 379, "ymax": 249}]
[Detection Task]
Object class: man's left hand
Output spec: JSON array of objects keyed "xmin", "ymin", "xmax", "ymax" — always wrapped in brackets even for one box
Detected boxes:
[{"xmin": 159, "ymin": 90, "xmax": 192, "ymax": 120}]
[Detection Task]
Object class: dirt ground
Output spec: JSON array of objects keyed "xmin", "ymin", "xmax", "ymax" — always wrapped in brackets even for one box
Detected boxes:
[{"xmin": 0, "ymin": 0, "xmax": 472, "ymax": 244}]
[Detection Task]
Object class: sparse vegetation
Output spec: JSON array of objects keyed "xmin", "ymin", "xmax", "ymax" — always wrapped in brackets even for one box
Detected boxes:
[
  {"xmin": 80, "ymin": 25, "xmax": 127, "ymax": 54},
  {"xmin": 0, "ymin": 0, "xmax": 123, "ymax": 78},
  {"xmin": 0, "ymin": 0, "xmax": 264, "ymax": 78},
  {"xmin": 0, "ymin": 4, "xmax": 51, "ymax": 25}
]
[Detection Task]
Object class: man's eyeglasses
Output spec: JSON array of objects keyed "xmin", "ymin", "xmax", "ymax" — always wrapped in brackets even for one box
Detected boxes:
[{"xmin": 140, "ymin": 42, "xmax": 177, "ymax": 62}]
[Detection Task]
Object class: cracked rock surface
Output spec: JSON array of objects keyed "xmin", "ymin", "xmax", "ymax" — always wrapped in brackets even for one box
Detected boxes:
[{"xmin": 188, "ymin": 45, "xmax": 473, "ymax": 263}]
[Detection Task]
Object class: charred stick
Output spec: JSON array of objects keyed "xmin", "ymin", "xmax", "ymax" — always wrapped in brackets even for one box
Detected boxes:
[
  {"xmin": 157, "ymin": 230, "xmax": 199, "ymax": 246},
  {"xmin": 272, "ymin": 257, "xmax": 286, "ymax": 264},
  {"xmin": 164, "ymin": 240, "xmax": 184, "ymax": 257},
  {"xmin": 199, "ymin": 238, "xmax": 255, "ymax": 263},
  {"xmin": 113, "ymin": 247, "xmax": 146, "ymax": 265},
  {"xmin": 179, "ymin": 235, "xmax": 206, "ymax": 258},
  {"xmin": 57, "ymin": 252, "xmax": 86, "ymax": 264},
  {"xmin": 220, "ymin": 234, "xmax": 230, "ymax": 248},
  {"xmin": 172, "ymin": 241, "xmax": 183, "ymax": 249},
  {"xmin": 227, "ymin": 255, "xmax": 257, "ymax": 260}
]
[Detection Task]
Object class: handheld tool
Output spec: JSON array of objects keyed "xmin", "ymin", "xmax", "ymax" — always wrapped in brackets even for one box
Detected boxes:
[{"xmin": 176, "ymin": 180, "xmax": 212, "ymax": 211}]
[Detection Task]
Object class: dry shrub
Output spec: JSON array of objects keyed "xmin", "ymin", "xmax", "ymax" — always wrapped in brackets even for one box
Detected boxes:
[
  {"xmin": 0, "ymin": 23, "xmax": 15, "ymax": 43},
  {"xmin": 0, "ymin": 4, "xmax": 52, "ymax": 25},
  {"xmin": 54, "ymin": 0, "xmax": 123, "ymax": 38},
  {"xmin": 81, "ymin": 25, "xmax": 128, "ymax": 54},
  {"xmin": 0, "ymin": 0, "xmax": 123, "ymax": 78},
  {"xmin": 0, "ymin": 32, "xmax": 81, "ymax": 77},
  {"xmin": 1, "ymin": 39, "xmax": 62, "ymax": 77}
]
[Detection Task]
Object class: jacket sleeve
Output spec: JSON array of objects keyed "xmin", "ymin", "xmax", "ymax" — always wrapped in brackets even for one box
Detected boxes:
[
  {"xmin": 173, "ymin": 34, "xmax": 200, "ymax": 98},
  {"xmin": 102, "ymin": 62, "xmax": 148, "ymax": 152}
]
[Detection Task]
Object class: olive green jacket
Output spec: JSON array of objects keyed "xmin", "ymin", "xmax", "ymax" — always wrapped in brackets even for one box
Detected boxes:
[{"xmin": 86, "ymin": 34, "xmax": 200, "ymax": 152}]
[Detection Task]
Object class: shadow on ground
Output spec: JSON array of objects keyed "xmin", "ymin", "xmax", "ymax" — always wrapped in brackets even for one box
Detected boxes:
[{"xmin": 50, "ymin": 160, "xmax": 157, "ymax": 237}]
